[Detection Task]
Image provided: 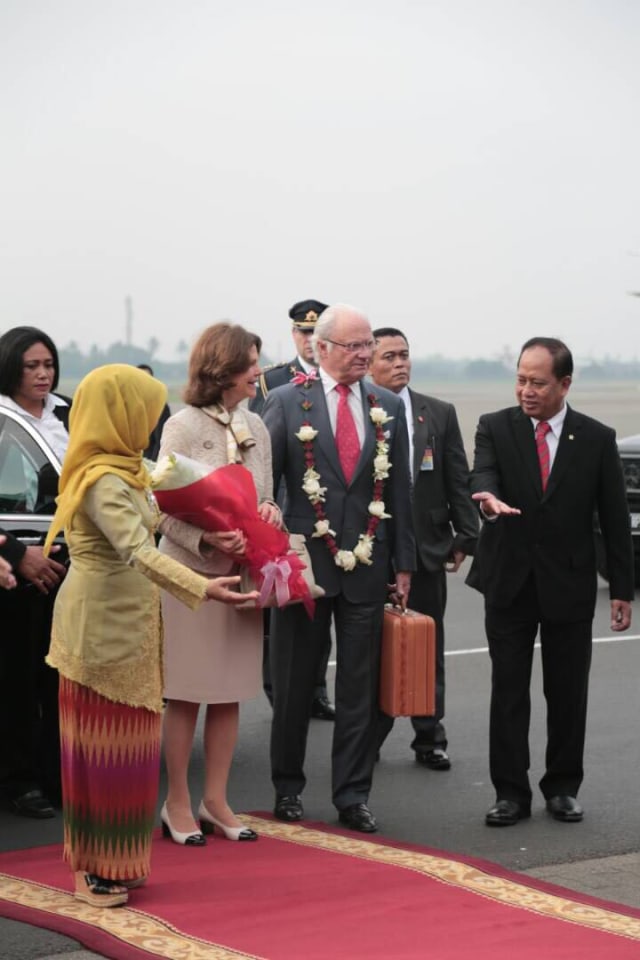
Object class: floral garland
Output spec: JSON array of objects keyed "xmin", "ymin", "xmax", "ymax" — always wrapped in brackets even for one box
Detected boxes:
[{"xmin": 295, "ymin": 389, "xmax": 393, "ymax": 571}]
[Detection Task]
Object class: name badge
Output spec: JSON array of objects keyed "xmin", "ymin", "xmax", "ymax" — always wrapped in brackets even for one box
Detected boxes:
[{"xmin": 420, "ymin": 446, "xmax": 434, "ymax": 471}]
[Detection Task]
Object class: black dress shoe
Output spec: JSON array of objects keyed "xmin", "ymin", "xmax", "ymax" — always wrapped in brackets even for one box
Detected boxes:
[
  {"xmin": 10, "ymin": 789, "xmax": 55, "ymax": 819},
  {"xmin": 415, "ymin": 748, "xmax": 451, "ymax": 771},
  {"xmin": 485, "ymin": 799, "xmax": 531, "ymax": 827},
  {"xmin": 546, "ymin": 795, "xmax": 583, "ymax": 822},
  {"xmin": 310, "ymin": 696, "xmax": 335, "ymax": 721},
  {"xmin": 274, "ymin": 795, "xmax": 304, "ymax": 822},
  {"xmin": 338, "ymin": 803, "xmax": 378, "ymax": 833}
]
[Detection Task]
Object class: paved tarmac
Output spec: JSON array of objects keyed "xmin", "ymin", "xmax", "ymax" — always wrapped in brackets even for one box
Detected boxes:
[{"xmin": 2, "ymin": 571, "xmax": 639, "ymax": 959}]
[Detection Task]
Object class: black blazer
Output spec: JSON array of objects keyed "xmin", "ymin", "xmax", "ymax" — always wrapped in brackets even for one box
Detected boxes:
[
  {"xmin": 466, "ymin": 405, "xmax": 634, "ymax": 621},
  {"xmin": 410, "ymin": 389, "xmax": 478, "ymax": 572},
  {"xmin": 250, "ymin": 358, "xmax": 304, "ymax": 416},
  {"xmin": 52, "ymin": 393, "xmax": 72, "ymax": 431}
]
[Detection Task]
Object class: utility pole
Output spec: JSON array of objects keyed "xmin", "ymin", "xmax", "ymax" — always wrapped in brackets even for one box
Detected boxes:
[{"xmin": 125, "ymin": 295, "xmax": 133, "ymax": 346}]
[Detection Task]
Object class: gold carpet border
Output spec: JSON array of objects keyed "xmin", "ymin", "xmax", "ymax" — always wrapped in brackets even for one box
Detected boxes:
[
  {"xmin": 0, "ymin": 874, "xmax": 265, "ymax": 960},
  {"xmin": 243, "ymin": 816, "xmax": 640, "ymax": 943}
]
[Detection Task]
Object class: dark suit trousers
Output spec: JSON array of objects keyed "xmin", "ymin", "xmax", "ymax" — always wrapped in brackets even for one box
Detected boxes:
[
  {"xmin": 262, "ymin": 609, "xmax": 331, "ymax": 701},
  {"xmin": 486, "ymin": 576, "xmax": 592, "ymax": 805},
  {"xmin": 0, "ymin": 587, "xmax": 61, "ymax": 803},
  {"xmin": 270, "ymin": 594, "xmax": 383, "ymax": 810},
  {"xmin": 377, "ymin": 557, "xmax": 447, "ymax": 752}
]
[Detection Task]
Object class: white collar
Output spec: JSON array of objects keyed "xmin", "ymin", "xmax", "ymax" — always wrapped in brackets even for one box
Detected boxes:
[
  {"xmin": 318, "ymin": 367, "xmax": 361, "ymax": 398},
  {"xmin": 530, "ymin": 404, "xmax": 567, "ymax": 436}
]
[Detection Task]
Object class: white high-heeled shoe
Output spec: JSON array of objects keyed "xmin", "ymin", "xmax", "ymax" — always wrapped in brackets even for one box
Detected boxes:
[
  {"xmin": 198, "ymin": 800, "xmax": 258, "ymax": 841},
  {"xmin": 160, "ymin": 802, "xmax": 206, "ymax": 846}
]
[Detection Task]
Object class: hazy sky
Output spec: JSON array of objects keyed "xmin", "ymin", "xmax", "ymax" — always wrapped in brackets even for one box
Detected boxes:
[{"xmin": 2, "ymin": 0, "xmax": 640, "ymax": 363}]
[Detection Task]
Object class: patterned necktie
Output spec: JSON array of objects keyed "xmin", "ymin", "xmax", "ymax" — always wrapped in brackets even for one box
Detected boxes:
[
  {"xmin": 535, "ymin": 420, "xmax": 552, "ymax": 490},
  {"xmin": 335, "ymin": 383, "xmax": 361, "ymax": 483}
]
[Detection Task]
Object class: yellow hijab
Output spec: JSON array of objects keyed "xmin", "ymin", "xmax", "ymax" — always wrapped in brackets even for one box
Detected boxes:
[{"xmin": 44, "ymin": 364, "xmax": 167, "ymax": 554}]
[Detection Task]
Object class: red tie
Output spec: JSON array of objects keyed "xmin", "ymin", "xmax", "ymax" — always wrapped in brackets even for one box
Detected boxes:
[
  {"xmin": 535, "ymin": 421, "xmax": 552, "ymax": 490},
  {"xmin": 335, "ymin": 383, "xmax": 361, "ymax": 483}
]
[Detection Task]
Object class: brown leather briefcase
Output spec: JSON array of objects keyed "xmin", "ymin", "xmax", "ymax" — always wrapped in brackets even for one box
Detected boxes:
[{"xmin": 379, "ymin": 605, "xmax": 436, "ymax": 717}]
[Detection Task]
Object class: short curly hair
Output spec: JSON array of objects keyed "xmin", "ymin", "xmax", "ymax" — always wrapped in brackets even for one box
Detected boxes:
[
  {"xmin": 0, "ymin": 326, "xmax": 61, "ymax": 397},
  {"xmin": 183, "ymin": 322, "xmax": 262, "ymax": 407}
]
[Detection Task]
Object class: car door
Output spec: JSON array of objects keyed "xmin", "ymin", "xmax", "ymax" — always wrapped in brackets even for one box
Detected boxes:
[{"xmin": 0, "ymin": 406, "xmax": 63, "ymax": 552}]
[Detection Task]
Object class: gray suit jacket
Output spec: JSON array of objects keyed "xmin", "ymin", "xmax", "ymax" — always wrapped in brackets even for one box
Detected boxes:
[
  {"xmin": 262, "ymin": 377, "xmax": 415, "ymax": 602},
  {"xmin": 410, "ymin": 390, "xmax": 478, "ymax": 572}
]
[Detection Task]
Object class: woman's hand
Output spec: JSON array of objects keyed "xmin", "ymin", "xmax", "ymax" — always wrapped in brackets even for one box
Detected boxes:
[
  {"xmin": 205, "ymin": 575, "xmax": 260, "ymax": 605},
  {"xmin": 201, "ymin": 529, "xmax": 247, "ymax": 555},
  {"xmin": 258, "ymin": 501, "xmax": 283, "ymax": 528}
]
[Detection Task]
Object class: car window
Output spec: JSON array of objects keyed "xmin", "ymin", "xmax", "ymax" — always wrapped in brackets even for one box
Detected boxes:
[{"xmin": 0, "ymin": 414, "xmax": 58, "ymax": 515}]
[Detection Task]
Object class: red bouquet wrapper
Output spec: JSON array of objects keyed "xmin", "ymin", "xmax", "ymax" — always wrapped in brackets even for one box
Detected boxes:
[{"xmin": 154, "ymin": 463, "xmax": 314, "ymax": 615}]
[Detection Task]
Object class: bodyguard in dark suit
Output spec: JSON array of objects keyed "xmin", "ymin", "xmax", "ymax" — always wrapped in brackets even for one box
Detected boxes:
[
  {"xmin": 467, "ymin": 337, "xmax": 633, "ymax": 827},
  {"xmin": 370, "ymin": 329, "xmax": 478, "ymax": 769},
  {"xmin": 262, "ymin": 304, "xmax": 415, "ymax": 833},
  {"xmin": 250, "ymin": 299, "xmax": 336, "ymax": 721}
]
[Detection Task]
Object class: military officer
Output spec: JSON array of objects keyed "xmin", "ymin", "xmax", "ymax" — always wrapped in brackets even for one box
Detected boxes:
[
  {"xmin": 251, "ymin": 299, "xmax": 328, "ymax": 416},
  {"xmin": 250, "ymin": 298, "xmax": 335, "ymax": 720}
]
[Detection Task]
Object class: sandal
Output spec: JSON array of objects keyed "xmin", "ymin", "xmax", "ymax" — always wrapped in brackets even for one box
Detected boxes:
[
  {"xmin": 74, "ymin": 871, "xmax": 129, "ymax": 908},
  {"xmin": 119, "ymin": 876, "xmax": 148, "ymax": 890}
]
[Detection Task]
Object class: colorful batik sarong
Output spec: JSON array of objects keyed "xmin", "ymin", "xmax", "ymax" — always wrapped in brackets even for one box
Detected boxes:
[{"xmin": 59, "ymin": 676, "xmax": 162, "ymax": 881}]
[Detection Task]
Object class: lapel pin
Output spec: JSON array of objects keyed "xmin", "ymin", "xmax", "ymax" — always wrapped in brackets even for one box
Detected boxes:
[
  {"xmin": 417, "ymin": 415, "xmax": 424, "ymax": 423},
  {"xmin": 569, "ymin": 434, "xmax": 574, "ymax": 440}
]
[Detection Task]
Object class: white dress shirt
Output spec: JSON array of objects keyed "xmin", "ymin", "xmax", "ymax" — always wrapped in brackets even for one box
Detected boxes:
[
  {"xmin": 397, "ymin": 385, "xmax": 414, "ymax": 479},
  {"xmin": 318, "ymin": 368, "xmax": 366, "ymax": 447},
  {"xmin": 0, "ymin": 393, "xmax": 69, "ymax": 462},
  {"xmin": 530, "ymin": 404, "xmax": 567, "ymax": 472}
]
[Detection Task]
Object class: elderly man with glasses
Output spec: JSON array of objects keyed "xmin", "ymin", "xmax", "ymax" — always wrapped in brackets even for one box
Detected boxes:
[{"xmin": 262, "ymin": 303, "xmax": 415, "ymax": 832}]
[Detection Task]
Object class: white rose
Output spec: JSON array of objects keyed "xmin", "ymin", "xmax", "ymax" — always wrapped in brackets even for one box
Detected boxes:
[
  {"xmin": 370, "ymin": 406, "xmax": 392, "ymax": 425},
  {"xmin": 368, "ymin": 500, "xmax": 391, "ymax": 519},
  {"xmin": 302, "ymin": 477, "xmax": 326, "ymax": 502},
  {"xmin": 374, "ymin": 454, "xmax": 391, "ymax": 475},
  {"xmin": 149, "ymin": 452, "xmax": 209, "ymax": 489},
  {"xmin": 335, "ymin": 550, "xmax": 357, "ymax": 571},
  {"xmin": 312, "ymin": 519, "xmax": 335, "ymax": 538},
  {"xmin": 353, "ymin": 536, "xmax": 374, "ymax": 565},
  {"xmin": 296, "ymin": 425, "xmax": 319, "ymax": 442}
]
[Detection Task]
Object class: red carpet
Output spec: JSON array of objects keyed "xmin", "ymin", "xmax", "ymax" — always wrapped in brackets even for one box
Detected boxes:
[{"xmin": 1, "ymin": 814, "xmax": 640, "ymax": 960}]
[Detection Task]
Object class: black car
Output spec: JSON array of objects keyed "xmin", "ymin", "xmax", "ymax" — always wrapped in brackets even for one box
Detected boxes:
[
  {"xmin": 595, "ymin": 432, "xmax": 640, "ymax": 586},
  {"xmin": 0, "ymin": 404, "xmax": 62, "ymax": 554}
]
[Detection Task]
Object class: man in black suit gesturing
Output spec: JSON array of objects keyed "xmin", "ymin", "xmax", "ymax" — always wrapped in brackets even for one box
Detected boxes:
[
  {"xmin": 262, "ymin": 304, "xmax": 415, "ymax": 832},
  {"xmin": 467, "ymin": 337, "xmax": 633, "ymax": 827},
  {"xmin": 370, "ymin": 328, "xmax": 478, "ymax": 769}
]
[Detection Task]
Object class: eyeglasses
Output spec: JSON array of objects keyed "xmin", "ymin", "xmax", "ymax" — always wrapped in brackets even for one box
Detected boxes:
[{"xmin": 324, "ymin": 338, "xmax": 375, "ymax": 354}]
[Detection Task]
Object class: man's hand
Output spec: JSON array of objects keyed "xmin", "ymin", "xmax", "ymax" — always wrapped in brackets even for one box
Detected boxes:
[
  {"xmin": 445, "ymin": 550, "xmax": 466, "ymax": 573},
  {"xmin": 472, "ymin": 491, "xmax": 522, "ymax": 518},
  {"xmin": 388, "ymin": 570, "xmax": 412, "ymax": 610},
  {"xmin": 610, "ymin": 599, "xmax": 631, "ymax": 632},
  {"xmin": 18, "ymin": 545, "xmax": 67, "ymax": 594},
  {"xmin": 0, "ymin": 536, "xmax": 17, "ymax": 590}
]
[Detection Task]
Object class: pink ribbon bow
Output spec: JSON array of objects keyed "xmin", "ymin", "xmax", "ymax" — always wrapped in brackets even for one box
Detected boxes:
[
  {"xmin": 290, "ymin": 369, "xmax": 318, "ymax": 386},
  {"xmin": 259, "ymin": 558, "xmax": 293, "ymax": 607}
]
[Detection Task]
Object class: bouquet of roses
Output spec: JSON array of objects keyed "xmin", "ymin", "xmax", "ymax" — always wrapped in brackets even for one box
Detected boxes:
[{"xmin": 149, "ymin": 453, "xmax": 315, "ymax": 614}]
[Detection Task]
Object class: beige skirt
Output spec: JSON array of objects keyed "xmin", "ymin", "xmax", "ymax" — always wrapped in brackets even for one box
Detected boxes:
[{"xmin": 162, "ymin": 591, "xmax": 263, "ymax": 703}]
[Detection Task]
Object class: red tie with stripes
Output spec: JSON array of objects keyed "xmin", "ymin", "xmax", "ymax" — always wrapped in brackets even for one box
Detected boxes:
[
  {"xmin": 335, "ymin": 383, "xmax": 361, "ymax": 483},
  {"xmin": 535, "ymin": 421, "xmax": 552, "ymax": 491}
]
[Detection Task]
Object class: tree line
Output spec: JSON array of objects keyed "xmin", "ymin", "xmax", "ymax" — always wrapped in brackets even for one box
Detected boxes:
[{"xmin": 40, "ymin": 340, "xmax": 640, "ymax": 386}]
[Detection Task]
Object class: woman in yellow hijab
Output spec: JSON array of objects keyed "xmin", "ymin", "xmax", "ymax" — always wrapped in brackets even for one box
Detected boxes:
[{"xmin": 45, "ymin": 365, "xmax": 257, "ymax": 908}]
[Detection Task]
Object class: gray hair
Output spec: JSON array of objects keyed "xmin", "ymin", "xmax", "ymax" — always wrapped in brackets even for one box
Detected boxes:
[{"xmin": 311, "ymin": 303, "xmax": 369, "ymax": 363}]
